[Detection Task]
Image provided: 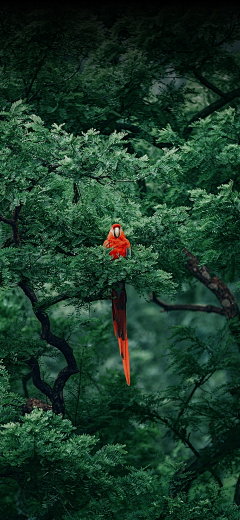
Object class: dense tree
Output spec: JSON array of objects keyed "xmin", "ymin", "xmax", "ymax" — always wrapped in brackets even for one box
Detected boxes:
[{"xmin": 1, "ymin": 5, "xmax": 240, "ymax": 518}]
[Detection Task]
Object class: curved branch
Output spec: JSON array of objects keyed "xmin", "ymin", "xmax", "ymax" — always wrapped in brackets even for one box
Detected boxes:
[
  {"xmin": 20, "ymin": 282, "xmax": 78, "ymax": 371},
  {"xmin": 27, "ymin": 357, "xmax": 53, "ymax": 401},
  {"xmin": 152, "ymin": 250, "xmax": 239, "ymax": 493},
  {"xmin": 183, "ymin": 248, "xmax": 239, "ymax": 320},
  {"xmin": 19, "ymin": 282, "xmax": 79, "ymax": 415},
  {"xmin": 150, "ymin": 293, "xmax": 225, "ymax": 315}
]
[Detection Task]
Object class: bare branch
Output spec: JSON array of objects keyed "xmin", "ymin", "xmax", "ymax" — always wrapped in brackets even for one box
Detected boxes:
[
  {"xmin": 150, "ymin": 293, "xmax": 225, "ymax": 315},
  {"xmin": 145, "ymin": 408, "xmax": 200, "ymax": 460}
]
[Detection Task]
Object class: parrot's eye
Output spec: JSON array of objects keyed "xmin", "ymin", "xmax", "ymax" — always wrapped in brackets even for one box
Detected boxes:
[{"xmin": 114, "ymin": 226, "xmax": 120, "ymax": 237}]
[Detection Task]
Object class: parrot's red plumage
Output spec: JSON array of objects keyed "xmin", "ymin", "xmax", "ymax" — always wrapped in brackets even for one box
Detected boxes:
[{"xmin": 103, "ymin": 224, "xmax": 131, "ymax": 385}]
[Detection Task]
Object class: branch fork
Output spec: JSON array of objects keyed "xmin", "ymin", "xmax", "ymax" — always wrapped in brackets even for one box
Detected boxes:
[{"xmin": 1, "ymin": 205, "xmax": 79, "ymax": 415}]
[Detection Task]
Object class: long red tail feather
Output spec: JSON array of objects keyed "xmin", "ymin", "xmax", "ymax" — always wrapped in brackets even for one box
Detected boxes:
[{"xmin": 111, "ymin": 283, "xmax": 130, "ymax": 385}]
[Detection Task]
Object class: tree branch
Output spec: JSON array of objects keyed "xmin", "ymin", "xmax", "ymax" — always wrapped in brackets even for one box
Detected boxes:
[
  {"xmin": 183, "ymin": 87, "xmax": 240, "ymax": 138},
  {"xmin": 27, "ymin": 64, "xmax": 82, "ymax": 104},
  {"xmin": 150, "ymin": 293, "xmax": 225, "ymax": 315},
  {"xmin": 31, "ymin": 284, "xmax": 110, "ymax": 314},
  {"xmin": 19, "ymin": 281, "xmax": 79, "ymax": 415},
  {"xmin": 192, "ymin": 69, "xmax": 227, "ymax": 98},
  {"xmin": 22, "ymin": 397, "xmax": 52, "ymax": 415},
  {"xmin": 72, "ymin": 182, "xmax": 81, "ymax": 204},
  {"xmin": 174, "ymin": 374, "xmax": 206, "ymax": 427},
  {"xmin": 183, "ymin": 248, "xmax": 239, "ymax": 320},
  {"xmin": 0, "ymin": 203, "xmax": 22, "ymax": 246},
  {"xmin": 0, "ymin": 215, "xmax": 13, "ymax": 226},
  {"xmin": 171, "ymin": 420, "xmax": 240, "ymax": 495},
  {"xmin": 145, "ymin": 407, "xmax": 222, "ymax": 489},
  {"xmin": 26, "ymin": 357, "xmax": 53, "ymax": 401},
  {"xmin": 234, "ymin": 474, "xmax": 240, "ymax": 506},
  {"xmin": 12, "ymin": 203, "xmax": 22, "ymax": 246},
  {"xmin": 151, "ymin": 250, "xmax": 239, "ymax": 493}
]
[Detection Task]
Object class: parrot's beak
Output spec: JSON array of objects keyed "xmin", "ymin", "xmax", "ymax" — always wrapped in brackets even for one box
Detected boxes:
[{"xmin": 114, "ymin": 226, "xmax": 120, "ymax": 237}]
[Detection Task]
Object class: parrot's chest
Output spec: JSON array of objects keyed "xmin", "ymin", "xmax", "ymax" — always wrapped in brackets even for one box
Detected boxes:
[{"xmin": 110, "ymin": 243, "xmax": 127, "ymax": 259}]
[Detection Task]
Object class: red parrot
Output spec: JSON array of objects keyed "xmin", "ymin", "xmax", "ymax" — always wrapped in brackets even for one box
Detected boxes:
[{"xmin": 103, "ymin": 223, "xmax": 131, "ymax": 386}]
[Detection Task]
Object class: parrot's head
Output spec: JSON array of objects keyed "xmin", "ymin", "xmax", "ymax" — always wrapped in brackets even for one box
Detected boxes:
[{"xmin": 111, "ymin": 223, "xmax": 122, "ymax": 238}]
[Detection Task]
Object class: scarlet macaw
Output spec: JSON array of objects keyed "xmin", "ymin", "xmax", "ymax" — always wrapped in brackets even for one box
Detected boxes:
[{"xmin": 103, "ymin": 223, "xmax": 131, "ymax": 385}]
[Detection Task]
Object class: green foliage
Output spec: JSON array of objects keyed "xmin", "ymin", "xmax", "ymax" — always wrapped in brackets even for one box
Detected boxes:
[
  {"xmin": 1, "ymin": 406, "xmax": 240, "ymax": 519},
  {"xmin": 0, "ymin": 102, "xmax": 177, "ymax": 307},
  {"xmin": 0, "ymin": 362, "xmax": 23, "ymax": 423},
  {"xmin": 1, "ymin": 5, "xmax": 240, "ymax": 519}
]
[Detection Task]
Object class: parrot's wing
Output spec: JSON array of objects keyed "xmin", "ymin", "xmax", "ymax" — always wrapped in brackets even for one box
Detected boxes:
[{"xmin": 126, "ymin": 246, "xmax": 131, "ymax": 258}]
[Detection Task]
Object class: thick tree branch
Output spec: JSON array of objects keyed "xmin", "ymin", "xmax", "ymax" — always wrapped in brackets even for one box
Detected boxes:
[
  {"xmin": 19, "ymin": 281, "xmax": 79, "ymax": 415},
  {"xmin": 72, "ymin": 182, "xmax": 81, "ymax": 204},
  {"xmin": 183, "ymin": 248, "xmax": 239, "ymax": 320},
  {"xmin": 183, "ymin": 86, "xmax": 240, "ymax": 138},
  {"xmin": 19, "ymin": 283, "xmax": 78, "ymax": 370},
  {"xmin": 26, "ymin": 357, "xmax": 53, "ymax": 401},
  {"xmin": 150, "ymin": 293, "xmax": 225, "ymax": 315}
]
